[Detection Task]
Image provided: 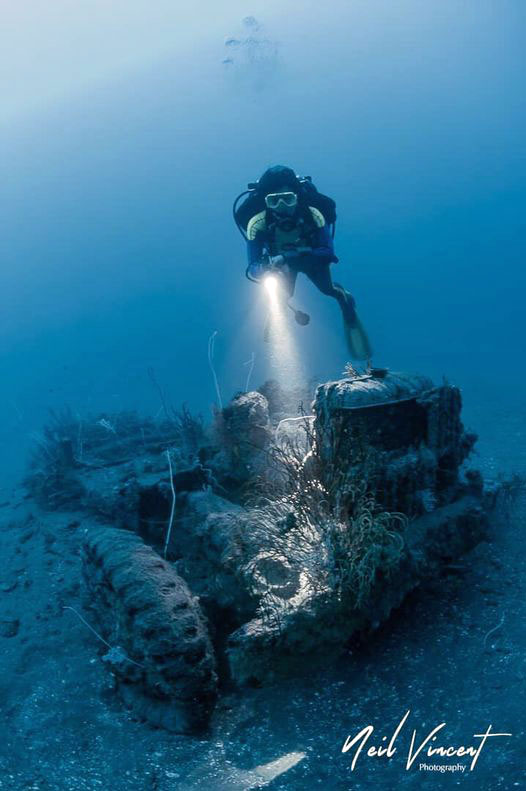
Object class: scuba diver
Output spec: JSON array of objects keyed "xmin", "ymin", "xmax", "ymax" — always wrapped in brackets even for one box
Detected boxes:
[{"xmin": 233, "ymin": 165, "xmax": 372, "ymax": 360}]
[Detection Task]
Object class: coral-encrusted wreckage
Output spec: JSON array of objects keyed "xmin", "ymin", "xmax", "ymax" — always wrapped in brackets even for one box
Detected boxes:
[{"xmin": 26, "ymin": 371, "xmax": 494, "ymax": 733}]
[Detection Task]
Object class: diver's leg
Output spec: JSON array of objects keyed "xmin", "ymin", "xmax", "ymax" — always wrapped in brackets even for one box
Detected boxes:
[
  {"xmin": 280, "ymin": 266, "xmax": 298, "ymax": 299},
  {"xmin": 302, "ymin": 258, "xmax": 357, "ymax": 326}
]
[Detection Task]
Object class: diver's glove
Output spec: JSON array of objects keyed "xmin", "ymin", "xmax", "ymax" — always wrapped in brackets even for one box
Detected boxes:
[
  {"xmin": 267, "ymin": 254, "xmax": 285, "ymax": 269},
  {"xmin": 248, "ymin": 255, "xmax": 289, "ymax": 281},
  {"xmin": 248, "ymin": 261, "xmax": 266, "ymax": 280},
  {"xmin": 267, "ymin": 256, "xmax": 291, "ymax": 277}
]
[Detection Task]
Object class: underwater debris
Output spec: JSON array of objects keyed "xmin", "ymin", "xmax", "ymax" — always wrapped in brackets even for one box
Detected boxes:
[
  {"xmin": 343, "ymin": 361, "xmax": 360, "ymax": 378},
  {"xmin": 96, "ymin": 417, "xmax": 116, "ymax": 434},
  {"xmin": 28, "ymin": 371, "xmax": 494, "ymax": 728},
  {"xmin": 82, "ymin": 527, "xmax": 217, "ymax": 733},
  {"xmin": 0, "ymin": 617, "xmax": 20, "ymax": 638},
  {"xmin": 227, "ymin": 372, "xmax": 491, "ymax": 684},
  {"xmin": 24, "ymin": 404, "xmax": 205, "ymax": 510}
]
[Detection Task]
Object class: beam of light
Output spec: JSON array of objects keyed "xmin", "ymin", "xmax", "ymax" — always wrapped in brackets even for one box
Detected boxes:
[
  {"xmin": 263, "ymin": 274, "xmax": 306, "ymax": 404},
  {"xmin": 264, "ymin": 274, "xmax": 279, "ymax": 307},
  {"xmin": 181, "ymin": 750, "xmax": 306, "ymax": 790}
]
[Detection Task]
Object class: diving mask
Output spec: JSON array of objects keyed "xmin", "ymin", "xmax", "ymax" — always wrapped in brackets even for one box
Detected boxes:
[{"xmin": 264, "ymin": 191, "xmax": 298, "ymax": 211}]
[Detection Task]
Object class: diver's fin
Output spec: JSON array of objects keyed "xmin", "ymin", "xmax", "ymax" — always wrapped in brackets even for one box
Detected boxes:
[
  {"xmin": 343, "ymin": 313, "xmax": 373, "ymax": 360},
  {"xmin": 294, "ymin": 309, "xmax": 310, "ymax": 326}
]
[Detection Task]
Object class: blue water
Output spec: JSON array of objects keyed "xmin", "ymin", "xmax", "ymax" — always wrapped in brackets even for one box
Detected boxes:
[{"xmin": 1, "ymin": 0, "xmax": 525, "ymax": 486}]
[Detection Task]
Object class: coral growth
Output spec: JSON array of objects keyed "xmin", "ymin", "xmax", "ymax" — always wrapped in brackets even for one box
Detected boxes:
[
  {"xmin": 241, "ymin": 418, "xmax": 406, "ymax": 628},
  {"xmin": 26, "ymin": 371, "xmax": 493, "ymax": 728},
  {"xmin": 25, "ymin": 406, "xmax": 205, "ymax": 509}
]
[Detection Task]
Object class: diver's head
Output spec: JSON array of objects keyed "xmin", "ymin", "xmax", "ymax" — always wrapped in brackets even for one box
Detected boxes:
[
  {"xmin": 258, "ymin": 166, "xmax": 301, "ymax": 218},
  {"xmin": 264, "ymin": 185, "xmax": 298, "ymax": 217}
]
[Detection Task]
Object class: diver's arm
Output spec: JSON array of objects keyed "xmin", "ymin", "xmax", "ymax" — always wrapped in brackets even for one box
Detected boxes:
[
  {"xmin": 247, "ymin": 236, "xmax": 264, "ymax": 264},
  {"xmin": 309, "ymin": 223, "xmax": 337, "ymax": 262},
  {"xmin": 279, "ymin": 225, "xmax": 336, "ymax": 263},
  {"xmin": 246, "ymin": 237, "xmax": 265, "ymax": 278},
  {"xmin": 247, "ymin": 238, "xmax": 286, "ymax": 279}
]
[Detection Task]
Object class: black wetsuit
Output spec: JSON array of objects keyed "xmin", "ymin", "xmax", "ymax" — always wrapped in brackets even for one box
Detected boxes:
[
  {"xmin": 279, "ymin": 254, "xmax": 356, "ymax": 325},
  {"xmin": 247, "ymin": 210, "xmax": 357, "ymax": 325}
]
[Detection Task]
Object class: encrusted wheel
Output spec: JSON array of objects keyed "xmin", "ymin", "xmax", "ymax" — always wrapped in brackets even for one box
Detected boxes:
[{"xmin": 82, "ymin": 526, "xmax": 217, "ymax": 732}]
